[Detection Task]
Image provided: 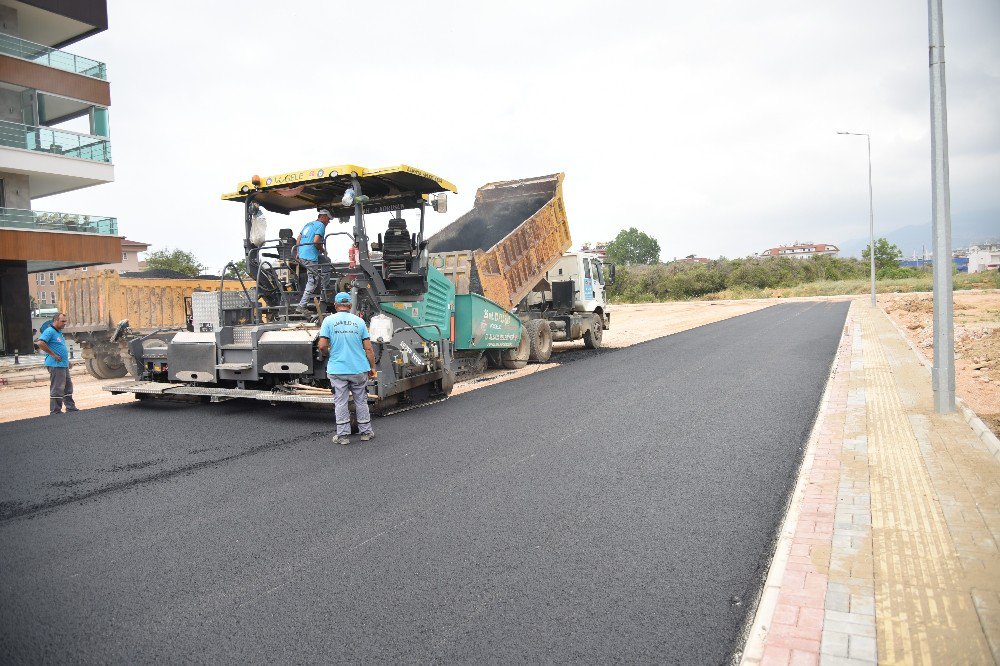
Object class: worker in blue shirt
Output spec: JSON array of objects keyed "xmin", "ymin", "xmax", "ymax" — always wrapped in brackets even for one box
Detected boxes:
[
  {"xmin": 36, "ymin": 312, "xmax": 78, "ymax": 414},
  {"xmin": 295, "ymin": 209, "xmax": 332, "ymax": 311},
  {"xmin": 317, "ymin": 292, "xmax": 377, "ymax": 444}
]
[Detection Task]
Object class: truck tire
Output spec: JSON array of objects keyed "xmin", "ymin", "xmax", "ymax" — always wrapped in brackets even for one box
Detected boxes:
[
  {"xmin": 90, "ymin": 354, "xmax": 128, "ymax": 379},
  {"xmin": 500, "ymin": 330, "xmax": 531, "ymax": 369},
  {"xmin": 583, "ymin": 315, "xmax": 604, "ymax": 349},
  {"xmin": 526, "ymin": 319, "xmax": 553, "ymax": 362},
  {"xmin": 124, "ymin": 354, "xmax": 141, "ymax": 378}
]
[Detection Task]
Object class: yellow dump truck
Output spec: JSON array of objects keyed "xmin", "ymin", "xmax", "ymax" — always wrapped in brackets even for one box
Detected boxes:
[
  {"xmin": 427, "ymin": 173, "xmax": 613, "ymax": 368},
  {"xmin": 57, "ymin": 271, "xmax": 251, "ymax": 379}
]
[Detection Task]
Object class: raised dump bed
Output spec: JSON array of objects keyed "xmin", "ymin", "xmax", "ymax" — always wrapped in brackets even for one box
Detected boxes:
[{"xmin": 427, "ymin": 173, "xmax": 572, "ymax": 310}]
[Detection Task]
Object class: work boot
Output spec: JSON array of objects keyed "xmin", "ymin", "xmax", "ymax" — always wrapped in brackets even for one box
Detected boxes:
[
  {"xmin": 359, "ymin": 431, "xmax": 375, "ymax": 442},
  {"xmin": 330, "ymin": 434, "xmax": 350, "ymax": 445}
]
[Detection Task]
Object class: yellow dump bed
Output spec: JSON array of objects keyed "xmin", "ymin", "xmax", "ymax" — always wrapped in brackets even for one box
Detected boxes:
[
  {"xmin": 427, "ymin": 173, "xmax": 572, "ymax": 310},
  {"xmin": 58, "ymin": 271, "xmax": 248, "ymax": 334}
]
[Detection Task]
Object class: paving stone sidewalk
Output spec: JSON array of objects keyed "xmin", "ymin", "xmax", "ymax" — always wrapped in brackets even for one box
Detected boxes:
[{"xmin": 743, "ymin": 301, "xmax": 1000, "ymax": 665}]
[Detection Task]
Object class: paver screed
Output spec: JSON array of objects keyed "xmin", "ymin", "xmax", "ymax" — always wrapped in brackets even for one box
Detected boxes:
[{"xmin": 743, "ymin": 301, "xmax": 1000, "ymax": 665}]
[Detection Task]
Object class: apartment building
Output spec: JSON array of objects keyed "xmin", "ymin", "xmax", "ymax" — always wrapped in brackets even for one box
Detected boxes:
[
  {"xmin": 0, "ymin": 0, "xmax": 118, "ymax": 354},
  {"xmin": 28, "ymin": 237, "xmax": 148, "ymax": 309},
  {"xmin": 968, "ymin": 244, "xmax": 1000, "ymax": 274},
  {"xmin": 758, "ymin": 242, "xmax": 840, "ymax": 259}
]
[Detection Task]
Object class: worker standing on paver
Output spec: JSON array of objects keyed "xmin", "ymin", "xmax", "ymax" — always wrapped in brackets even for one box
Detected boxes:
[
  {"xmin": 294, "ymin": 209, "xmax": 332, "ymax": 312},
  {"xmin": 317, "ymin": 292, "xmax": 376, "ymax": 444},
  {"xmin": 35, "ymin": 312, "xmax": 78, "ymax": 415}
]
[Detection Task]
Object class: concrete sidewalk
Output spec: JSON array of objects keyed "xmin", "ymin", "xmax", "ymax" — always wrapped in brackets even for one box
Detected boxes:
[{"xmin": 743, "ymin": 301, "xmax": 1000, "ymax": 665}]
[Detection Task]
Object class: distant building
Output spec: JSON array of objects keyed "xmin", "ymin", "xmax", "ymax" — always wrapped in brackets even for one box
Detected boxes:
[
  {"xmin": 27, "ymin": 238, "xmax": 149, "ymax": 310},
  {"xmin": 680, "ymin": 256, "xmax": 710, "ymax": 264},
  {"xmin": 968, "ymin": 244, "xmax": 1000, "ymax": 273},
  {"xmin": 759, "ymin": 242, "xmax": 839, "ymax": 259},
  {"xmin": 579, "ymin": 241, "xmax": 609, "ymax": 258}
]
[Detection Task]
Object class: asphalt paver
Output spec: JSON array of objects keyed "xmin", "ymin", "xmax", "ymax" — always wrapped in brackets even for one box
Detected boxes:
[{"xmin": 0, "ymin": 301, "xmax": 849, "ymax": 663}]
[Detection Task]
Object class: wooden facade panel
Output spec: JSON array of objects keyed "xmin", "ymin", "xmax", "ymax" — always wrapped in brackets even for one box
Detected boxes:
[
  {"xmin": 0, "ymin": 54, "xmax": 111, "ymax": 107},
  {"xmin": 0, "ymin": 229, "xmax": 120, "ymax": 263}
]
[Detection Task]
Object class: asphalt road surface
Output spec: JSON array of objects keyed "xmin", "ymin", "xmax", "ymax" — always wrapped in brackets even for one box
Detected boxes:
[{"xmin": 0, "ymin": 301, "xmax": 849, "ymax": 664}]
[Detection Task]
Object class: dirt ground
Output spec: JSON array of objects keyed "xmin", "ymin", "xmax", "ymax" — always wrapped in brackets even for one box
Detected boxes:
[
  {"xmin": 880, "ymin": 290, "xmax": 1000, "ymax": 437},
  {"xmin": 0, "ymin": 301, "xmax": 773, "ymax": 424}
]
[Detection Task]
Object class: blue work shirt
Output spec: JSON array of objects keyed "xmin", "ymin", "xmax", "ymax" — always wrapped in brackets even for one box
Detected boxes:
[
  {"xmin": 38, "ymin": 326, "xmax": 69, "ymax": 368},
  {"xmin": 297, "ymin": 220, "xmax": 326, "ymax": 262},
  {"xmin": 319, "ymin": 312, "xmax": 371, "ymax": 375}
]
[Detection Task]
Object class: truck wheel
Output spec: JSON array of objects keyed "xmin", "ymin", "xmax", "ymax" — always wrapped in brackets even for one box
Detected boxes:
[
  {"xmin": 91, "ymin": 354, "xmax": 128, "ymax": 379},
  {"xmin": 583, "ymin": 316, "xmax": 604, "ymax": 349},
  {"xmin": 500, "ymin": 330, "xmax": 531, "ymax": 369},
  {"xmin": 124, "ymin": 354, "xmax": 141, "ymax": 378},
  {"xmin": 526, "ymin": 319, "xmax": 553, "ymax": 362}
]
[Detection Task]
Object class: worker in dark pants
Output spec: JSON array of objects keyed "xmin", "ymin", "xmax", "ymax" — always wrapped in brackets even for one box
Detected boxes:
[
  {"xmin": 317, "ymin": 292, "xmax": 377, "ymax": 444},
  {"xmin": 36, "ymin": 312, "xmax": 78, "ymax": 415}
]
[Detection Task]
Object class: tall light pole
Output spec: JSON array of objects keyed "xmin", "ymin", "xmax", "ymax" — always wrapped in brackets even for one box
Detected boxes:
[
  {"xmin": 838, "ymin": 131, "xmax": 877, "ymax": 308},
  {"xmin": 928, "ymin": 0, "xmax": 955, "ymax": 413}
]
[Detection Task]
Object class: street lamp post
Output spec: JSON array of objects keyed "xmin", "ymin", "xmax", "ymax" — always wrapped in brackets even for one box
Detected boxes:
[
  {"xmin": 928, "ymin": 0, "xmax": 955, "ymax": 413},
  {"xmin": 838, "ymin": 131, "xmax": 877, "ymax": 308}
]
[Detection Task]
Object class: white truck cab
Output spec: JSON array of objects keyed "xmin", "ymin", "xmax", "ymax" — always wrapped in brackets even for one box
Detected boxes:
[
  {"xmin": 522, "ymin": 251, "xmax": 613, "ymax": 350},
  {"xmin": 545, "ymin": 252, "xmax": 610, "ymax": 318}
]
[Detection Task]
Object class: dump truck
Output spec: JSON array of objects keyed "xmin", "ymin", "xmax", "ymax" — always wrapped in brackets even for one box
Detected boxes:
[
  {"xmin": 56, "ymin": 271, "xmax": 250, "ymax": 379},
  {"xmin": 103, "ymin": 165, "xmax": 609, "ymax": 415},
  {"xmin": 427, "ymin": 173, "xmax": 613, "ymax": 371}
]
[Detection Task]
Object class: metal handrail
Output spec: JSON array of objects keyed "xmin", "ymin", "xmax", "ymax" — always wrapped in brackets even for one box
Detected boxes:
[
  {"xmin": 0, "ymin": 32, "xmax": 107, "ymax": 79},
  {"xmin": 0, "ymin": 207, "xmax": 117, "ymax": 234},
  {"xmin": 0, "ymin": 119, "xmax": 111, "ymax": 163}
]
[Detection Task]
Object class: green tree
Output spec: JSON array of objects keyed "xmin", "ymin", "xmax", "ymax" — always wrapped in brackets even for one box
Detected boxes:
[
  {"xmin": 145, "ymin": 248, "xmax": 205, "ymax": 276},
  {"xmin": 861, "ymin": 237, "xmax": 903, "ymax": 273},
  {"xmin": 605, "ymin": 227, "xmax": 661, "ymax": 265},
  {"xmin": 224, "ymin": 258, "xmax": 248, "ymax": 278}
]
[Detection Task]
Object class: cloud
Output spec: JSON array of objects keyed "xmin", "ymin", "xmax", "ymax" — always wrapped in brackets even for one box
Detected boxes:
[{"xmin": 38, "ymin": 0, "xmax": 999, "ymax": 269}]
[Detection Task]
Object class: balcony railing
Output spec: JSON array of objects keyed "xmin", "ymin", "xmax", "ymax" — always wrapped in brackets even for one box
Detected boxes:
[
  {"xmin": 0, "ymin": 32, "xmax": 107, "ymax": 79},
  {"xmin": 0, "ymin": 208, "xmax": 118, "ymax": 235},
  {"xmin": 0, "ymin": 119, "xmax": 112, "ymax": 163}
]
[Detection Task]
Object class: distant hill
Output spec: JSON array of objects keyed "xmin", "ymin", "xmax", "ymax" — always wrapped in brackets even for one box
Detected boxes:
[{"xmin": 838, "ymin": 212, "xmax": 998, "ymax": 258}]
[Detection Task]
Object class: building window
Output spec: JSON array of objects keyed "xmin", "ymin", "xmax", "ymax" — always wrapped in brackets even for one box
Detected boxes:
[
  {"xmin": 35, "ymin": 273, "xmax": 41, "ymax": 285},
  {"xmin": 81, "ymin": 266, "xmax": 88, "ymax": 272},
  {"xmin": 122, "ymin": 251, "xmax": 128, "ymax": 261},
  {"xmin": 50, "ymin": 291, "xmax": 56, "ymax": 304},
  {"xmin": 40, "ymin": 294, "xmax": 47, "ymax": 305},
  {"xmin": 49, "ymin": 272, "xmax": 55, "ymax": 284}
]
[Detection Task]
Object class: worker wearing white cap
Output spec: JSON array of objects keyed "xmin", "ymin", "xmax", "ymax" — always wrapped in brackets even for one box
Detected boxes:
[{"xmin": 294, "ymin": 209, "xmax": 332, "ymax": 310}]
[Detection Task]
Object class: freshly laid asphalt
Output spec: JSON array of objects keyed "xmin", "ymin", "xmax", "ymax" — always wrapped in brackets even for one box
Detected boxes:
[{"xmin": 0, "ymin": 301, "xmax": 849, "ymax": 664}]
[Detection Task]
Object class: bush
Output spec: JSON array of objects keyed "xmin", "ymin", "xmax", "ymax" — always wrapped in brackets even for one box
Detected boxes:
[{"xmin": 605, "ymin": 254, "xmax": 979, "ymax": 303}]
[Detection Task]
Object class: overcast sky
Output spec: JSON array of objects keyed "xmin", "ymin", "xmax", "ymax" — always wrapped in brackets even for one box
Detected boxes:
[{"xmin": 44, "ymin": 0, "xmax": 999, "ymax": 270}]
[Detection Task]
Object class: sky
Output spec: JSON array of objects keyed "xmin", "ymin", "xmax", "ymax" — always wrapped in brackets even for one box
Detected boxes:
[{"xmin": 43, "ymin": 0, "xmax": 1000, "ymax": 271}]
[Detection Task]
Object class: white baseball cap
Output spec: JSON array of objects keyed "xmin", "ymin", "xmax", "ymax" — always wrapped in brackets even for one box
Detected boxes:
[{"xmin": 317, "ymin": 209, "xmax": 331, "ymax": 217}]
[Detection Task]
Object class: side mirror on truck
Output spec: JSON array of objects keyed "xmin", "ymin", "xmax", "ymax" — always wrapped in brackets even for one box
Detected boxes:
[{"xmin": 606, "ymin": 263, "xmax": 616, "ymax": 286}]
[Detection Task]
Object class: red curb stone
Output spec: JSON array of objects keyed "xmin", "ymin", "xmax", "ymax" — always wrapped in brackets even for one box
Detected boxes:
[{"xmin": 761, "ymin": 644, "xmax": 791, "ymax": 665}]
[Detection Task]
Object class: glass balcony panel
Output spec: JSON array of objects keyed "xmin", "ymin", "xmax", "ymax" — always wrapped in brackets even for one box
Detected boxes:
[
  {"xmin": 0, "ymin": 33, "xmax": 107, "ymax": 79},
  {"xmin": 0, "ymin": 208, "xmax": 118, "ymax": 235},
  {"xmin": 0, "ymin": 119, "xmax": 112, "ymax": 163}
]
